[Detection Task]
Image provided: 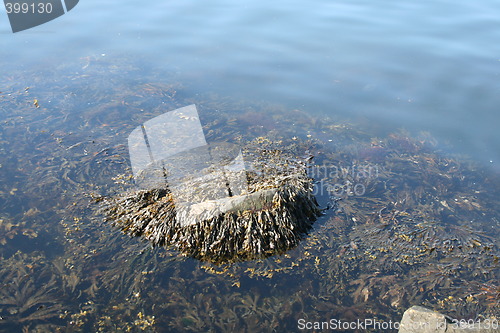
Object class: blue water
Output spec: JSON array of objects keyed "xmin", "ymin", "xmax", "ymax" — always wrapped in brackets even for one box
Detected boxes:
[{"xmin": 1, "ymin": 0, "xmax": 500, "ymax": 168}]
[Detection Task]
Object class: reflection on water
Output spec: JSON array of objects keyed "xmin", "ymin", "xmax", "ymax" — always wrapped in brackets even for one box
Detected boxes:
[{"xmin": 0, "ymin": 57, "xmax": 499, "ymax": 332}]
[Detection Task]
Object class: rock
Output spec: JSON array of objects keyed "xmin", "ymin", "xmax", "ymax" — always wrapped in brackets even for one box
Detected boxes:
[
  {"xmin": 177, "ymin": 188, "xmax": 278, "ymax": 226},
  {"xmin": 102, "ymin": 171, "xmax": 321, "ymax": 264},
  {"xmin": 399, "ymin": 306, "xmax": 499, "ymax": 333}
]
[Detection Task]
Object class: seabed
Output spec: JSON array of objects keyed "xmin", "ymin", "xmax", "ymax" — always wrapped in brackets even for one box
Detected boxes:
[{"xmin": 0, "ymin": 57, "xmax": 498, "ymax": 332}]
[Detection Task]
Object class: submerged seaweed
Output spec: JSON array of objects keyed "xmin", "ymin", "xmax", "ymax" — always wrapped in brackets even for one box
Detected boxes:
[{"xmin": 0, "ymin": 57, "xmax": 498, "ymax": 332}]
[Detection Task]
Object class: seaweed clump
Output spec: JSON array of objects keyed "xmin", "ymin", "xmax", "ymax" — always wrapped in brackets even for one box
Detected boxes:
[{"xmin": 101, "ymin": 138, "xmax": 321, "ymax": 264}]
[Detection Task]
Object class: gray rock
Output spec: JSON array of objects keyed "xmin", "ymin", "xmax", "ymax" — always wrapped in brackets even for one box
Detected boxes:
[{"xmin": 399, "ymin": 306, "xmax": 499, "ymax": 333}]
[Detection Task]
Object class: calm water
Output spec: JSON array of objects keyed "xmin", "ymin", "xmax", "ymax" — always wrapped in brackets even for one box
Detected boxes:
[
  {"xmin": 1, "ymin": 0, "xmax": 500, "ymax": 332},
  {"xmin": 2, "ymin": 0, "xmax": 500, "ymax": 168}
]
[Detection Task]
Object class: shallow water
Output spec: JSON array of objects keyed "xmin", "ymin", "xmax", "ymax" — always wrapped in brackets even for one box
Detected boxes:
[
  {"xmin": 2, "ymin": 0, "xmax": 500, "ymax": 167},
  {"xmin": 1, "ymin": 0, "xmax": 499, "ymax": 331}
]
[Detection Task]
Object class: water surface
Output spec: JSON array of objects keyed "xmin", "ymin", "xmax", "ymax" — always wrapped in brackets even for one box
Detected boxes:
[{"xmin": 1, "ymin": 0, "xmax": 499, "ymax": 331}]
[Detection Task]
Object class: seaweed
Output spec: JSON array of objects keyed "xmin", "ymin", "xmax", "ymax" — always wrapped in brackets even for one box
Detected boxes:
[{"xmin": 0, "ymin": 56, "xmax": 498, "ymax": 331}]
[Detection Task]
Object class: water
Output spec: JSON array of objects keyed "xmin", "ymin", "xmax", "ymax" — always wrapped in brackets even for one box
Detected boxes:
[
  {"xmin": 1, "ymin": 0, "xmax": 499, "ymax": 331},
  {"xmin": 2, "ymin": 0, "xmax": 500, "ymax": 167}
]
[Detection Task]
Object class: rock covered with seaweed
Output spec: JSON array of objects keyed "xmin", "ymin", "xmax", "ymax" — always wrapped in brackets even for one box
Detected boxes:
[{"xmin": 100, "ymin": 137, "xmax": 321, "ymax": 264}]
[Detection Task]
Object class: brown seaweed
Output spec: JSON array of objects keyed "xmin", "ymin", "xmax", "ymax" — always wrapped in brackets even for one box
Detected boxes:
[
  {"xmin": 0, "ymin": 56, "xmax": 498, "ymax": 332},
  {"xmin": 100, "ymin": 139, "xmax": 321, "ymax": 264}
]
